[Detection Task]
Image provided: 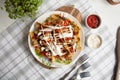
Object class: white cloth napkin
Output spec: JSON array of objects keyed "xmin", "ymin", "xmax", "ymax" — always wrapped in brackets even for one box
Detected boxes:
[{"xmin": 0, "ymin": 0, "xmax": 115, "ymax": 80}]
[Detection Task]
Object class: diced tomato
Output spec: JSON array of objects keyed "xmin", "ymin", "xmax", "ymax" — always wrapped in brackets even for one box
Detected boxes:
[
  {"xmin": 58, "ymin": 38, "xmax": 64, "ymax": 43},
  {"xmin": 66, "ymin": 37, "xmax": 72, "ymax": 41},
  {"xmin": 55, "ymin": 29, "xmax": 61, "ymax": 33},
  {"xmin": 69, "ymin": 47, "xmax": 74, "ymax": 53},
  {"xmin": 59, "ymin": 21, "xmax": 63, "ymax": 25},
  {"xmin": 64, "ymin": 20, "xmax": 70, "ymax": 26},
  {"xmin": 42, "ymin": 40, "xmax": 47, "ymax": 46},
  {"xmin": 47, "ymin": 39, "xmax": 52, "ymax": 43},
  {"xmin": 32, "ymin": 35, "xmax": 37, "ymax": 39},
  {"xmin": 44, "ymin": 31, "xmax": 51, "ymax": 34},
  {"xmin": 41, "ymin": 51, "xmax": 48, "ymax": 57}
]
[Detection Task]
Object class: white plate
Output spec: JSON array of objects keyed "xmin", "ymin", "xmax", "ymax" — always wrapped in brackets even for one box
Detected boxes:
[{"xmin": 28, "ymin": 11, "xmax": 84, "ymax": 67}]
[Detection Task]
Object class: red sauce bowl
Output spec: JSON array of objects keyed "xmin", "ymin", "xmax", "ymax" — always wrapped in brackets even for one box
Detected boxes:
[{"xmin": 85, "ymin": 14, "xmax": 101, "ymax": 29}]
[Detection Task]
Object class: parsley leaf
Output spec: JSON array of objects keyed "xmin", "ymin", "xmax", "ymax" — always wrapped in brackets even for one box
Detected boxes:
[{"xmin": 4, "ymin": 0, "xmax": 43, "ymax": 19}]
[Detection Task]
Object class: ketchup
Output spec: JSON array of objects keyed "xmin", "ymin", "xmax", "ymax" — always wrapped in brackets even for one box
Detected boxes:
[{"xmin": 87, "ymin": 14, "xmax": 100, "ymax": 29}]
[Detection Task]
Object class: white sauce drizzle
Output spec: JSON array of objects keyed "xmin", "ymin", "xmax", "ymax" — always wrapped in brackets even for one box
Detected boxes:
[
  {"xmin": 38, "ymin": 25, "xmax": 74, "ymax": 56},
  {"xmin": 58, "ymin": 25, "xmax": 73, "ymax": 38}
]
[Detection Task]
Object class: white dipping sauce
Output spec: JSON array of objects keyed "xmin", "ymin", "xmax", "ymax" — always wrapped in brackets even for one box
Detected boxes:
[{"xmin": 87, "ymin": 34, "xmax": 102, "ymax": 49}]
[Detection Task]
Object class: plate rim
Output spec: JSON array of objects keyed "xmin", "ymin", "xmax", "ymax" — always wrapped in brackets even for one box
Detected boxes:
[{"xmin": 28, "ymin": 11, "xmax": 85, "ymax": 67}]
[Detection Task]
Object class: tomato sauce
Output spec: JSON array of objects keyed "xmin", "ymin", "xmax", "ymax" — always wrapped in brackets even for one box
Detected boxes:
[{"xmin": 87, "ymin": 15, "xmax": 100, "ymax": 29}]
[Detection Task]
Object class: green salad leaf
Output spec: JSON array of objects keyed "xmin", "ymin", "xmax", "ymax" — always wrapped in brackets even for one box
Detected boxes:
[
  {"xmin": 4, "ymin": 0, "xmax": 43, "ymax": 19},
  {"xmin": 55, "ymin": 58, "xmax": 71, "ymax": 64},
  {"xmin": 35, "ymin": 50, "xmax": 51, "ymax": 66}
]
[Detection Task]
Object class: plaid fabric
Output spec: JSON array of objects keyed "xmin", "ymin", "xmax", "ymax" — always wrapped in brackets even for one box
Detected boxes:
[{"xmin": 0, "ymin": 0, "xmax": 116, "ymax": 80}]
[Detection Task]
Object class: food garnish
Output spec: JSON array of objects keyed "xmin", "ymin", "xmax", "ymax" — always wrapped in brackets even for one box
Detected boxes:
[{"xmin": 30, "ymin": 14, "xmax": 81, "ymax": 65}]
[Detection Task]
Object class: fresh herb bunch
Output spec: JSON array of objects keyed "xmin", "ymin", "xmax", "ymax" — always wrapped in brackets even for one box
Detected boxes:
[{"xmin": 4, "ymin": 0, "xmax": 42, "ymax": 19}]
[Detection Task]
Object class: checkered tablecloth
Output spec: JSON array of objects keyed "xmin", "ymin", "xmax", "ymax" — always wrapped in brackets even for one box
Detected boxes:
[{"xmin": 0, "ymin": 0, "xmax": 116, "ymax": 80}]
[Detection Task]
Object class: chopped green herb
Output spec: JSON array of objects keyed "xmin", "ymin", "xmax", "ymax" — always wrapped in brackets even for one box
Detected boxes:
[
  {"xmin": 35, "ymin": 50, "xmax": 42, "ymax": 58},
  {"xmin": 4, "ymin": 0, "xmax": 43, "ymax": 19}
]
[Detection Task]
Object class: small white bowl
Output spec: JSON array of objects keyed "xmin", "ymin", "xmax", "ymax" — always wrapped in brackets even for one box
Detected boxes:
[
  {"xmin": 87, "ymin": 34, "xmax": 102, "ymax": 49},
  {"xmin": 85, "ymin": 14, "xmax": 101, "ymax": 29}
]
